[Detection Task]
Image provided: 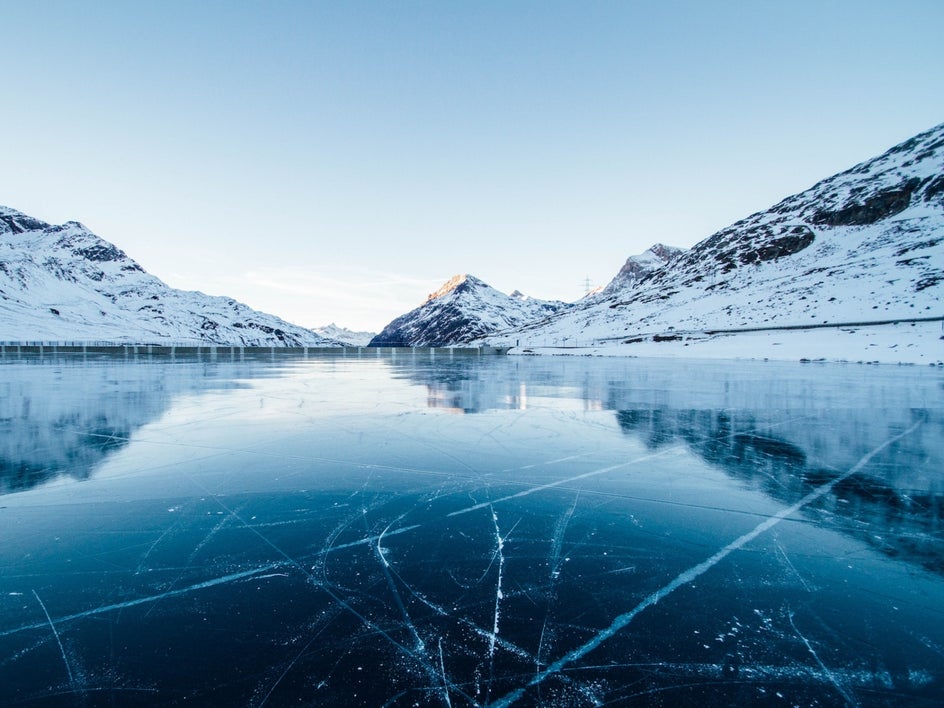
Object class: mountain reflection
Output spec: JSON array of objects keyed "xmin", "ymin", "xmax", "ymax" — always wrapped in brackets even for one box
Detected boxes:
[
  {"xmin": 5, "ymin": 352, "xmax": 941, "ymax": 578},
  {"xmin": 615, "ymin": 406, "xmax": 944, "ymax": 573},
  {"xmin": 0, "ymin": 355, "xmax": 249, "ymax": 494},
  {"xmin": 400, "ymin": 356, "xmax": 944, "ymax": 575}
]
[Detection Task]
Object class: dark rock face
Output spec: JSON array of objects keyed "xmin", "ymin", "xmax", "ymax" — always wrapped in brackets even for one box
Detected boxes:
[
  {"xmin": 811, "ymin": 178, "xmax": 921, "ymax": 226},
  {"xmin": 368, "ymin": 330, "xmax": 407, "ymax": 347},
  {"xmin": 371, "ymin": 305, "xmax": 486, "ymax": 347},
  {"xmin": 232, "ymin": 321, "xmax": 295, "ymax": 343},
  {"xmin": 745, "ymin": 226, "xmax": 815, "ymax": 265},
  {"xmin": 371, "ymin": 307, "xmax": 477, "ymax": 347},
  {"xmin": 682, "ymin": 224, "xmax": 816, "ymax": 277},
  {"xmin": 0, "ymin": 213, "xmax": 49, "ymax": 235},
  {"xmin": 923, "ymin": 175, "xmax": 944, "ymax": 204},
  {"xmin": 72, "ymin": 243, "xmax": 127, "ymax": 263}
]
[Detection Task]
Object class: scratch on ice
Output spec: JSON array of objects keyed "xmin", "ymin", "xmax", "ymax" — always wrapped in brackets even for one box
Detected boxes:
[{"xmin": 488, "ymin": 420, "xmax": 923, "ymax": 707}]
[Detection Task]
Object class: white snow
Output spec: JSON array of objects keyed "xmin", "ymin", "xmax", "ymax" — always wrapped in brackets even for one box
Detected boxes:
[
  {"xmin": 483, "ymin": 123, "xmax": 944, "ymax": 365},
  {"xmin": 313, "ymin": 323, "xmax": 376, "ymax": 347},
  {"xmin": 506, "ymin": 320, "xmax": 942, "ymax": 366},
  {"xmin": 370, "ymin": 274, "xmax": 566, "ymax": 346},
  {"xmin": 0, "ymin": 210, "xmax": 336, "ymax": 346}
]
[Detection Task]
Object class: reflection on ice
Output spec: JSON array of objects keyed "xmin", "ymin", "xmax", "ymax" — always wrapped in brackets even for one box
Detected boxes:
[
  {"xmin": 615, "ymin": 407, "xmax": 944, "ymax": 574},
  {"xmin": 0, "ymin": 355, "xmax": 254, "ymax": 493},
  {"xmin": 1, "ymin": 351, "xmax": 942, "ymax": 705}
]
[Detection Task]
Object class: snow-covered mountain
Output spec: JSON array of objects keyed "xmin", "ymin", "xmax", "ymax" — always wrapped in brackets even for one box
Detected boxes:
[
  {"xmin": 597, "ymin": 243, "xmax": 687, "ymax": 298},
  {"xmin": 0, "ymin": 207, "xmax": 337, "ymax": 346},
  {"xmin": 489, "ymin": 123, "xmax": 944, "ymax": 357},
  {"xmin": 313, "ymin": 323, "xmax": 376, "ymax": 347},
  {"xmin": 369, "ymin": 274, "xmax": 566, "ymax": 346}
]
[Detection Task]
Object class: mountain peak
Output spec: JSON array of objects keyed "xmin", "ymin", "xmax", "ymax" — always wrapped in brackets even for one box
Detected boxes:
[
  {"xmin": 424, "ymin": 274, "xmax": 486, "ymax": 303},
  {"xmin": 599, "ymin": 242, "xmax": 687, "ymax": 297},
  {"xmin": 372, "ymin": 274, "xmax": 565, "ymax": 347},
  {"xmin": 646, "ymin": 243, "xmax": 683, "ymax": 260},
  {"xmin": 312, "ymin": 323, "xmax": 376, "ymax": 347}
]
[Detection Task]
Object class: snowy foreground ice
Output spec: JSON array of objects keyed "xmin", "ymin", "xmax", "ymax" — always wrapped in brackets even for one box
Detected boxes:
[{"xmin": 1, "ymin": 350, "xmax": 943, "ymax": 706}]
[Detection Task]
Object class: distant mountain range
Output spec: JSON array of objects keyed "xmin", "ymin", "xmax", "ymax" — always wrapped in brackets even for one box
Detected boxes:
[
  {"xmin": 366, "ymin": 123, "xmax": 942, "ymax": 355},
  {"xmin": 0, "ymin": 209, "xmax": 337, "ymax": 346},
  {"xmin": 366, "ymin": 248, "xmax": 687, "ymax": 347},
  {"xmin": 3, "ymin": 123, "xmax": 941, "ymax": 353},
  {"xmin": 313, "ymin": 323, "xmax": 376, "ymax": 347}
]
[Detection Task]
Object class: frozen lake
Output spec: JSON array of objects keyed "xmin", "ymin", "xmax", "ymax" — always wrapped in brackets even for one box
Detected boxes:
[{"xmin": 1, "ymin": 350, "xmax": 943, "ymax": 706}]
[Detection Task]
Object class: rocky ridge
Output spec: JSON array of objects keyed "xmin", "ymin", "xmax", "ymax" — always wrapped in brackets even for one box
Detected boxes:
[
  {"xmin": 313, "ymin": 323, "xmax": 376, "ymax": 347},
  {"xmin": 0, "ymin": 207, "xmax": 338, "ymax": 346},
  {"xmin": 597, "ymin": 243, "xmax": 688, "ymax": 298},
  {"xmin": 369, "ymin": 274, "xmax": 566, "ymax": 346}
]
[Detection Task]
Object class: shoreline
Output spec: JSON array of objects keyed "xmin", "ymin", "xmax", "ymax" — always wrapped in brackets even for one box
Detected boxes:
[{"xmin": 506, "ymin": 319, "xmax": 944, "ymax": 366}]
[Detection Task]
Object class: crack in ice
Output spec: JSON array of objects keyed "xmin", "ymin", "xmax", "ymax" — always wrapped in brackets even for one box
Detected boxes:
[
  {"xmin": 488, "ymin": 419, "xmax": 924, "ymax": 707},
  {"xmin": 449, "ymin": 446, "xmax": 684, "ymax": 518},
  {"xmin": 439, "ymin": 637, "xmax": 453, "ymax": 708},
  {"xmin": 1, "ymin": 565, "xmax": 284, "ymax": 638},
  {"xmin": 373, "ymin": 516, "xmax": 426, "ymax": 653},
  {"xmin": 549, "ymin": 492, "xmax": 579, "ymax": 580},
  {"xmin": 32, "ymin": 589, "xmax": 76, "ymax": 691},
  {"xmin": 489, "ymin": 506, "xmax": 505, "ymax": 660},
  {"xmin": 788, "ymin": 609, "xmax": 857, "ymax": 706}
]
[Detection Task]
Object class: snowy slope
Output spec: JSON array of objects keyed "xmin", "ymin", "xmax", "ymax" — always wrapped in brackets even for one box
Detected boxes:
[
  {"xmin": 0, "ymin": 207, "xmax": 337, "ymax": 346},
  {"xmin": 596, "ymin": 243, "xmax": 687, "ymax": 298},
  {"xmin": 487, "ymin": 123, "xmax": 944, "ymax": 360},
  {"xmin": 369, "ymin": 274, "xmax": 566, "ymax": 346},
  {"xmin": 314, "ymin": 323, "xmax": 376, "ymax": 347}
]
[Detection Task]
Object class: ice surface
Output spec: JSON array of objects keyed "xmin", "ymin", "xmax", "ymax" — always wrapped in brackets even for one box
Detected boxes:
[{"xmin": 1, "ymin": 350, "xmax": 943, "ymax": 705}]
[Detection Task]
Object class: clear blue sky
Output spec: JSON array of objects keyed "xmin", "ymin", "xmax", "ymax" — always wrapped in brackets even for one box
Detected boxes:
[{"xmin": 2, "ymin": 1, "xmax": 942, "ymax": 331}]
